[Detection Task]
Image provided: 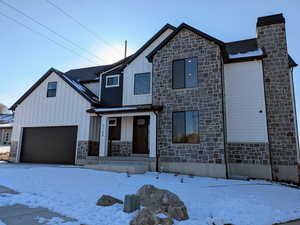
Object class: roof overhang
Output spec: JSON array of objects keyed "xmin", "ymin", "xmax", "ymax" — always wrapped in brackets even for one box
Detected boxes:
[{"xmin": 86, "ymin": 105, "xmax": 163, "ymax": 115}]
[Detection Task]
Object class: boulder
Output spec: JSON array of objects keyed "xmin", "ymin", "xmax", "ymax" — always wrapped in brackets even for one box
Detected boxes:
[
  {"xmin": 158, "ymin": 217, "xmax": 174, "ymax": 225},
  {"xmin": 96, "ymin": 195, "xmax": 123, "ymax": 207},
  {"xmin": 136, "ymin": 185, "xmax": 189, "ymax": 221},
  {"xmin": 123, "ymin": 194, "xmax": 140, "ymax": 213},
  {"xmin": 130, "ymin": 208, "xmax": 160, "ymax": 225}
]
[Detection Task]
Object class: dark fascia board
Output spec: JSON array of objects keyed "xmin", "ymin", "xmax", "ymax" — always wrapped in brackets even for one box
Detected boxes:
[
  {"xmin": 86, "ymin": 105, "xmax": 163, "ymax": 114},
  {"xmin": 10, "ymin": 68, "xmax": 98, "ymax": 110},
  {"xmin": 289, "ymin": 55, "xmax": 298, "ymax": 68},
  {"xmin": 125, "ymin": 24, "xmax": 176, "ymax": 65},
  {"xmin": 147, "ymin": 23, "xmax": 225, "ymax": 62}
]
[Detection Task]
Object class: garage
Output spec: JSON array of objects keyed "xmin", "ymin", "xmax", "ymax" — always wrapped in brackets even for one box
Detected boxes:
[{"xmin": 20, "ymin": 126, "xmax": 78, "ymax": 164}]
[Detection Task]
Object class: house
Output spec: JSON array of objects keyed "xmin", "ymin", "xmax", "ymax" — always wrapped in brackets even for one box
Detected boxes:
[
  {"xmin": 0, "ymin": 114, "xmax": 13, "ymax": 145},
  {"xmin": 9, "ymin": 14, "xmax": 299, "ymax": 183}
]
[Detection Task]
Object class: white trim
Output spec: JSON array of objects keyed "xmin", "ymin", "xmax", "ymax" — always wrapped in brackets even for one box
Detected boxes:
[
  {"xmin": 98, "ymin": 75, "xmax": 102, "ymax": 101},
  {"xmin": 94, "ymin": 107, "xmax": 137, "ymax": 113},
  {"xmin": 105, "ymin": 75, "xmax": 120, "ymax": 88}
]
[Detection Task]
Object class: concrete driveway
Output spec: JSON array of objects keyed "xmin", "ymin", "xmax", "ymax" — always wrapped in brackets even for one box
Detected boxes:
[{"xmin": 0, "ymin": 184, "xmax": 77, "ymax": 225}]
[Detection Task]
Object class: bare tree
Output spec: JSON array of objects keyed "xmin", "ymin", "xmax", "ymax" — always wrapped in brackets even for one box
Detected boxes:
[{"xmin": 0, "ymin": 103, "xmax": 8, "ymax": 114}]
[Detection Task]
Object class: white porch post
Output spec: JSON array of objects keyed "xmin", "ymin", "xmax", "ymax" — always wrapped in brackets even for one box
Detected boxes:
[
  {"xmin": 149, "ymin": 112, "xmax": 157, "ymax": 158},
  {"xmin": 99, "ymin": 116, "xmax": 109, "ymax": 157}
]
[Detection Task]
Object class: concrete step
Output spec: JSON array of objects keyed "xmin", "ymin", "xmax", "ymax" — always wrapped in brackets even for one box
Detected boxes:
[
  {"xmin": 100, "ymin": 156, "xmax": 150, "ymax": 162},
  {"xmin": 84, "ymin": 161, "xmax": 148, "ymax": 174}
]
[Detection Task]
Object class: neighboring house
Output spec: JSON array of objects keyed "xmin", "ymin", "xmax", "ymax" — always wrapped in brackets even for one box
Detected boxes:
[
  {"xmin": 9, "ymin": 14, "xmax": 300, "ymax": 183},
  {"xmin": 0, "ymin": 114, "xmax": 13, "ymax": 145}
]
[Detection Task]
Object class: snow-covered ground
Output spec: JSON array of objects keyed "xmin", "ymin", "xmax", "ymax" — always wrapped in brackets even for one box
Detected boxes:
[
  {"xmin": 0, "ymin": 145, "xmax": 10, "ymax": 154},
  {"xmin": 0, "ymin": 164, "xmax": 300, "ymax": 225}
]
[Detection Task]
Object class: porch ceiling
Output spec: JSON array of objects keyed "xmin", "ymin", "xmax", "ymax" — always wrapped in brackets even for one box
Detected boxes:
[{"xmin": 86, "ymin": 105, "xmax": 163, "ymax": 115}]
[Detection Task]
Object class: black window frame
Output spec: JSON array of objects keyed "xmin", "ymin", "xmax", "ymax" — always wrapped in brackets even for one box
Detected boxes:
[
  {"xmin": 134, "ymin": 72, "xmax": 151, "ymax": 95},
  {"xmin": 172, "ymin": 110, "xmax": 200, "ymax": 144},
  {"xmin": 172, "ymin": 57, "xmax": 198, "ymax": 89},
  {"xmin": 46, "ymin": 81, "xmax": 57, "ymax": 97}
]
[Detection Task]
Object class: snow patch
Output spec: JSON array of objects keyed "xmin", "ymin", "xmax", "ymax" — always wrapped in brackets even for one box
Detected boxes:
[
  {"xmin": 229, "ymin": 49, "xmax": 264, "ymax": 59},
  {"xmin": 36, "ymin": 217, "xmax": 79, "ymax": 225},
  {"xmin": 0, "ymin": 220, "xmax": 6, "ymax": 225}
]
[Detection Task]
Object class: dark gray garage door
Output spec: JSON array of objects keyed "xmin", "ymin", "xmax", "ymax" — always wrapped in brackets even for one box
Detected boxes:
[{"xmin": 20, "ymin": 126, "xmax": 78, "ymax": 164}]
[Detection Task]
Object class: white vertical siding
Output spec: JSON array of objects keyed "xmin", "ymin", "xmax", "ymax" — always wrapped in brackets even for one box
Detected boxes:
[
  {"xmin": 123, "ymin": 28, "xmax": 174, "ymax": 106},
  {"xmin": 83, "ymin": 82, "xmax": 99, "ymax": 96},
  {"xmin": 224, "ymin": 61, "xmax": 268, "ymax": 142},
  {"xmin": 89, "ymin": 116, "xmax": 100, "ymax": 141},
  {"xmin": 11, "ymin": 72, "xmax": 91, "ymax": 142},
  {"xmin": 121, "ymin": 116, "xmax": 133, "ymax": 141}
]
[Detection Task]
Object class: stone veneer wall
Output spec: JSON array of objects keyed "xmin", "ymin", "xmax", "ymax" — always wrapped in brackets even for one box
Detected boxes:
[
  {"xmin": 257, "ymin": 21, "xmax": 298, "ymax": 181},
  {"xmin": 110, "ymin": 141, "xmax": 132, "ymax": 157},
  {"xmin": 227, "ymin": 143, "xmax": 270, "ymax": 165},
  {"xmin": 76, "ymin": 141, "xmax": 99, "ymax": 162},
  {"xmin": 152, "ymin": 28, "xmax": 225, "ymax": 166},
  {"xmin": 9, "ymin": 141, "xmax": 18, "ymax": 162}
]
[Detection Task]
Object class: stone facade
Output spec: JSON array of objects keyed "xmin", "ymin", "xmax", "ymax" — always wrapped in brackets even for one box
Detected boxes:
[
  {"xmin": 257, "ymin": 21, "xmax": 298, "ymax": 179},
  {"xmin": 152, "ymin": 28, "xmax": 225, "ymax": 165},
  {"xmin": 110, "ymin": 141, "xmax": 132, "ymax": 157},
  {"xmin": 9, "ymin": 141, "xmax": 18, "ymax": 162},
  {"xmin": 227, "ymin": 143, "xmax": 270, "ymax": 165},
  {"xmin": 76, "ymin": 141, "xmax": 100, "ymax": 161}
]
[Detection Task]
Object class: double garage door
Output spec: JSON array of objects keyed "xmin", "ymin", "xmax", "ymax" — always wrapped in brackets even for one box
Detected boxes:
[{"xmin": 20, "ymin": 126, "xmax": 77, "ymax": 164}]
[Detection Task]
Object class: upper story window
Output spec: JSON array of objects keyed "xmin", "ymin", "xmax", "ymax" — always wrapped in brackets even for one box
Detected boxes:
[
  {"xmin": 47, "ymin": 82, "xmax": 57, "ymax": 97},
  {"xmin": 106, "ymin": 75, "xmax": 119, "ymax": 88},
  {"xmin": 172, "ymin": 111, "xmax": 199, "ymax": 144},
  {"xmin": 172, "ymin": 57, "xmax": 198, "ymax": 89},
  {"xmin": 134, "ymin": 73, "xmax": 151, "ymax": 95}
]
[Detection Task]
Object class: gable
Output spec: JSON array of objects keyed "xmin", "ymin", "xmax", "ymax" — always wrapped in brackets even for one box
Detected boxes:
[{"xmin": 10, "ymin": 68, "xmax": 99, "ymax": 110}]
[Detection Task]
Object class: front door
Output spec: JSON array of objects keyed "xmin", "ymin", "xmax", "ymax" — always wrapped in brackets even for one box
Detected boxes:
[{"xmin": 133, "ymin": 116, "xmax": 149, "ymax": 154}]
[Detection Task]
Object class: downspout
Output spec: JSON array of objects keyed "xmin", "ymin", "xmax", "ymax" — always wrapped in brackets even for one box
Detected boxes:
[
  {"xmin": 154, "ymin": 111, "xmax": 159, "ymax": 172},
  {"xmin": 221, "ymin": 57, "xmax": 229, "ymax": 179}
]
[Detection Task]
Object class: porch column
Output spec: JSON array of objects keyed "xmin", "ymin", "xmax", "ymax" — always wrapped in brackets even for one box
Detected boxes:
[
  {"xmin": 149, "ymin": 112, "xmax": 157, "ymax": 157},
  {"xmin": 99, "ymin": 116, "xmax": 109, "ymax": 157}
]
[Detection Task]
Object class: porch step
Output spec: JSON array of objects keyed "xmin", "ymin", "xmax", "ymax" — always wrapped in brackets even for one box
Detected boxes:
[
  {"xmin": 84, "ymin": 161, "xmax": 148, "ymax": 174},
  {"xmin": 100, "ymin": 156, "xmax": 151, "ymax": 162}
]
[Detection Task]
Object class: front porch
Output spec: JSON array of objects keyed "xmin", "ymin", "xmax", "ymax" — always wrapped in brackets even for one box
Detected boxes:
[{"xmin": 85, "ymin": 105, "xmax": 161, "ymax": 173}]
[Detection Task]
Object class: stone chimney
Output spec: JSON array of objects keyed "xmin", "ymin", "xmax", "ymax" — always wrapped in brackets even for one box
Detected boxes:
[{"xmin": 256, "ymin": 14, "xmax": 299, "ymax": 182}]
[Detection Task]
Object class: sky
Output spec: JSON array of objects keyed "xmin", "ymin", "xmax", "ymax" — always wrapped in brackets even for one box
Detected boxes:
[{"xmin": 0, "ymin": 0, "xmax": 299, "ymax": 113}]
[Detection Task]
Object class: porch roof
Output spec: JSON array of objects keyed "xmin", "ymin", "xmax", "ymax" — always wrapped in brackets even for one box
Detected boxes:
[{"xmin": 86, "ymin": 105, "xmax": 163, "ymax": 115}]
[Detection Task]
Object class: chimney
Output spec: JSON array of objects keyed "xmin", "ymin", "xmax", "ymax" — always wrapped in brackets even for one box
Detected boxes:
[{"xmin": 256, "ymin": 14, "xmax": 298, "ymax": 182}]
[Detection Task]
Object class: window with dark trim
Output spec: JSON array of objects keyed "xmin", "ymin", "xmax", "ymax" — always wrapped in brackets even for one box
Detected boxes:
[
  {"xmin": 172, "ymin": 57, "xmax": 198, "ymax": 89},
  {"xmin": 134, "ymin": 73, "xmax": 151, "ymax": 95},
  {"xmin": 106, "ymin": 75, "xmax": 120, "ymax": 88},
  {"xmin": 172, "ymin": 111, "xmax": 199, "ymax": 144},
  {"xmin": 47, "ymin": 82, "xmax": 57, "ymax": 97}
]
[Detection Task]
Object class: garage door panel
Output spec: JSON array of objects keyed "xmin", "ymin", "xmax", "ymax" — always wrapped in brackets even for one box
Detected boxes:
[{"xmin": 21, "ymin": 126, "xmax": 77, "ymax": 164}]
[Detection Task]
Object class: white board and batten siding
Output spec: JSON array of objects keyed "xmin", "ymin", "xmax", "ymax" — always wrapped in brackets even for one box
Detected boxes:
[
  {"xmin": 224, "ymin": 61, "xmax": 268, "ymax": 143},
  {"xmin": 11, "ymin": 72, "xmax": 92, "ymax": 142},
  {"xmin": 123, "ymin": 28, "xmax": 174, "ymax": 106}
]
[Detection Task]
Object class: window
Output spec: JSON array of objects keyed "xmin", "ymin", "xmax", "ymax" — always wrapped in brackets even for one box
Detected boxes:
[
  {"xmin": 108, "ymin": 118, "xmax": 117, "ymax": 127},
  {"xmin": 134, "ymin": 73, "xmax": 151, "ymax": 95},
  {"xmin": 172, "ymin": 111, "xmax": 199, "ymax": 144},
  {"xmin": 106, "ymin": 75, "xmax": 119, "ymax": 88},
  {"xmin": 47, "ymin": 82, "xmax": 57, "ymax": 97},
  {"xmin": 173, "ymin": 57, "xmax": 198, "ymax": 89}
]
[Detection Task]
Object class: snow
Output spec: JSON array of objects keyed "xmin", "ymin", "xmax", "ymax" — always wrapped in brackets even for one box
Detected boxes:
[
  {"xmin": 0, "ymin": 165, "xmax": 300, "ymax": 225},
  {"xmin": 0, "ymin": 146, "xmax": 10, "ymax": 154},
  {"xmin": 0, "ymin": 220, "xmax": 6, "ymax": 225},
  {"xmin": 229, "ymin": 49, "xmax": 264, "ymax": 59},
  {"xmin": 36, "ymin": 217, "xmax": 78, "ymax": 225}
]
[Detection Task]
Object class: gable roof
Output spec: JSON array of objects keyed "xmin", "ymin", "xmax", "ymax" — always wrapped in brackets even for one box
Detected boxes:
[
  {"xmin": 124, "ymin": 24, "xmax": 176, "ymax": 65},
  {"xmin": 147, "ymin": 23, "xmax": 225, "ymax": 62},
  {"xmin": 10, "ymin": 68, "xmax": 100, "ymax": 110}
]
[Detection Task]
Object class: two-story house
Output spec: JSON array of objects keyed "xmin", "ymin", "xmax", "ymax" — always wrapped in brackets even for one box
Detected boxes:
[{"xmin": 9, "ymin": 14, "xmax": 299, "ymax": 183}]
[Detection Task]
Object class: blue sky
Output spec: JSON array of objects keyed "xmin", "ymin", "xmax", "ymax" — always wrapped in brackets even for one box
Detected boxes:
[{"xmin": 0, "ymin": 0, "xmax": 299, "ymax": 113}]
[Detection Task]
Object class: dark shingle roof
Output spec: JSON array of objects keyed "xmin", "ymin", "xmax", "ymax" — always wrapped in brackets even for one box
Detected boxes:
[
  {"xmin": 225, "ymin": 38, "xmax": 297, "ymax": 67},
  {"xmin": 65, "ymin": 65, "xmax": 113, "ymax": 83},
  {"xmin": 0, "ymin": 114, "xmax": 13, "ymax": 124}
]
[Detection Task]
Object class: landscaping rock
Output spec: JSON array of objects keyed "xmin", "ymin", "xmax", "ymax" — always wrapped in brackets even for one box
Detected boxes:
[
  {"xmin": 123, "ymin": 194, "xmax": 140, "ymax": 213},
  {"xmin": 136, "ymin": 184, "xmax": 189, "ymax": 220},
  {"xmin": 130, "ymin": 208, "xmax": 160, "ymax": 225},
  {"xmin": 158, "ymin": 217, "xmax": 174, "ymax": 225},
  {"xmin": 96, "ymin": 195, "xmax": 123, "ymax": 207}
]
